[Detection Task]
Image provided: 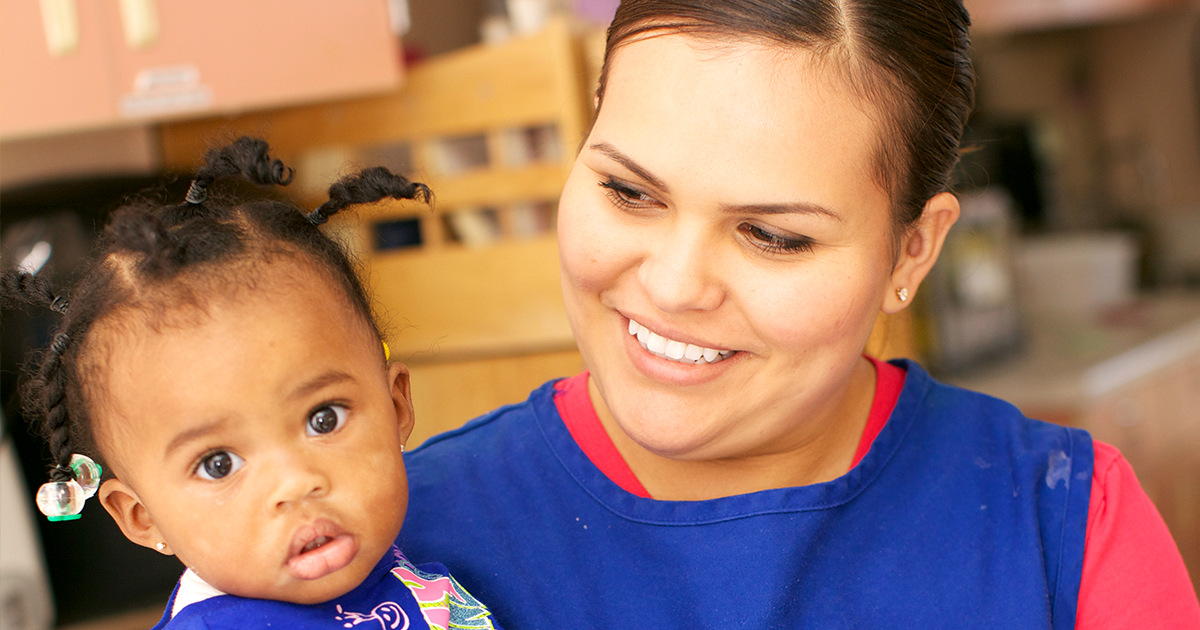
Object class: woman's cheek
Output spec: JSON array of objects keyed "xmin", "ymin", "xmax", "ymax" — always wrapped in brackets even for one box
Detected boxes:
[{"xmin": 558, "ymin": 192, "xmax": 629, "ymax": 294}]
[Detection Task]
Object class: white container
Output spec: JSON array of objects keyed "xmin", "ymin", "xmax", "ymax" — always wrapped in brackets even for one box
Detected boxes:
[{"xmin": 1014, "ymin": 232, "xmax": 1139, "ymax": 319}]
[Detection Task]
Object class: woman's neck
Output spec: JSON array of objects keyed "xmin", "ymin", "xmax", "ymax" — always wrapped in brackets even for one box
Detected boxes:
[{"xmin": 589, "ymin": 356, "xmax": 877, "ymax": 501}]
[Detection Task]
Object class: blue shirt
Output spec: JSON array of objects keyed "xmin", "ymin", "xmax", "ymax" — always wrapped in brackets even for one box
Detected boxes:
[
  {"xmin": 400, "ymin": 360, "xmax": 1092, "ymax": 629},
  {"xmin": 151, "ymin": 545, "xmax": 502, "ymax": 629}
]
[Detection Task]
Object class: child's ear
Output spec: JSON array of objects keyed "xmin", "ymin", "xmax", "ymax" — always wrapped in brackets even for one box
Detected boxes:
[
  {"xmin": 388, "ymin": 361, "xmax": 416, "ymax": 445},
  {"xmin": 98, "ymin": 479, "xmax": 170, "ymax": 555},
  {"xmin": 883, "ymin": 192, "xmax": 960, "ymax": 314}
]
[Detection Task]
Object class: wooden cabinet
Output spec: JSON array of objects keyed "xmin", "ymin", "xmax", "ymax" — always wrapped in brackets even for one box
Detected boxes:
[
  {"xmin": 965, "ymin": 0, "xmax": 1189, "ymax": 34},
  {"xmin": 1, "ymin": 0, "xmax": 400, "ymax": 140}
]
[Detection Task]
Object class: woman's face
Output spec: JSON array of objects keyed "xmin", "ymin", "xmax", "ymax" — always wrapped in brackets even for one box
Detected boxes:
[{"xmin": 558, "ymin": 34, "xmax": 900, "ymax": 462}]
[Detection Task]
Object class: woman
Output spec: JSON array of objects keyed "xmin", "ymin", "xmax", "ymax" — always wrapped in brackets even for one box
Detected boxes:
[{"xmin": 400, "ymin": 1, "xmax": 1200, "ymax": 627}]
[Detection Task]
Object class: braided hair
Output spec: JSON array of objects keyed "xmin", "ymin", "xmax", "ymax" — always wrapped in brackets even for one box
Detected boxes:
[{"xmin": 1, "ymin": 137, "xmax": 430, "ymax": 487}]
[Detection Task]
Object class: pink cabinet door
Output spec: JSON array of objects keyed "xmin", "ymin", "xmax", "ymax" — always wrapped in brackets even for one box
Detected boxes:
[
  {"xmin": 103, "ymin": 0, "xmax": 401, "ymax": 123},
  {"xmin": 1, "ymin": 0, "xmax": 400, "ymax": 138},
  {"xmin": 1, "ymin": 0, "xmax": 119, "ymax": 138}
]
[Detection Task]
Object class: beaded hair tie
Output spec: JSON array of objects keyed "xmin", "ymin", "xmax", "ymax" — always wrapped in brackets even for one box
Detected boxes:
[
  {"xmin": 32, "ymin": 291, "xmax": 104, "ymax": 521},
  {"xmin": 185, "ymin": 180, "xmax": 208, "ymax": 205}
]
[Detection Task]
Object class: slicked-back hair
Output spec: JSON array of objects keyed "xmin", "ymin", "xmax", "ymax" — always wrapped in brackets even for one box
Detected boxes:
[
  {"xmin": 596, "ymin": 0, "xmax": 975, "ymax": 251},
  {"xmin": 2, "ymin": 137, "xmax": 431, "ymax": 484}
]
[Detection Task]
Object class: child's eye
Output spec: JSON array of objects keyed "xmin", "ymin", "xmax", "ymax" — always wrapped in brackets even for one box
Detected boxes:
[
  {"xmin": 307, "ymin": 404, "xmax": 348, "ymax": 436},
  {"xmin": 196, "ymin": 451, "xmax": 244, "ymax": 481},
  {"xmin": 599, "ymin": 178, "xmax": 658, "ymax": 211},
  {"xmin": 739, "ymin": 223, "xmax": 815, "ymax": 254}
]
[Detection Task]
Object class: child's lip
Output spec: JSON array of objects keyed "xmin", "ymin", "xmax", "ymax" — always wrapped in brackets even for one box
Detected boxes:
[{"xmin": 286, "ymin": 518, "xmax": 357, "ymax": 580}]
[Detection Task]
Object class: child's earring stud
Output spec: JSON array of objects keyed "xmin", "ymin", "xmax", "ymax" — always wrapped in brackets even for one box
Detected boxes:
[
  {"xmin": 156, "ymin": 542, "xmax": 166, "ymax": 552},
  {"xmin": 896, "ymin": 287, "xmax": 909, "ymax": 302}
]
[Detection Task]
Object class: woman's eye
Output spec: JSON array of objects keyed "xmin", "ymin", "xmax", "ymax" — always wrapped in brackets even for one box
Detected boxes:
[
  {"xmin": 599, "ymin": 178, "xmax": 657, "ymax": 210},
  {"xmin": 740, "ymin": 223, "xmax": 814, "ymax": 254},
  {"xmin": 307, "ymin": 405, "xmax": 348, "ymax": 436},
  {"xmin": 196, "ymin": 451, "xmax": 244, "ymax": 481}
]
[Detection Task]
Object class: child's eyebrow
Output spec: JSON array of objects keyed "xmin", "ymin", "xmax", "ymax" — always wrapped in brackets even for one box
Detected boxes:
[
  {"xmin": 162, "ymin": 372, "xmax": 355, "ymax": 458},
  {"xmin": 165, "ymin": 420, "xmax": 227, "ymax": 458},
  {"xmin": 287, "ymin": 371, "xmax": 355, "ymax": 402}
]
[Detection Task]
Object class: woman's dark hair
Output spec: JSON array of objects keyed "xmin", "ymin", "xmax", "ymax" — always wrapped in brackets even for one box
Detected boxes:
[
  {"xmin": 597, "ymin": 0, "xmax": 975, "ymax": 248},
  {"xmin": 1, "ymin": 137, "xmax": 431, "ymax": 484}
]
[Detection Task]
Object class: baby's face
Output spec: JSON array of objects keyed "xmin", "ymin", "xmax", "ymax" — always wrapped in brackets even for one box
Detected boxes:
[{"xmin": 94, "ymin": 269, "xmax": 413, "ymax": 604}]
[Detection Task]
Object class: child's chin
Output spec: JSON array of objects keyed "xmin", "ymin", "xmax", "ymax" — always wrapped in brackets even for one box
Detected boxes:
[{"xmin": 270, "ymin": 572, "xmax": 365, "ymax": 606}]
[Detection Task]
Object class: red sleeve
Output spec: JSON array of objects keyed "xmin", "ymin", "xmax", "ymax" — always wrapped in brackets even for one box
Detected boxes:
[{"xmin": 1076, "ymin": 440, "xmax": 1200, "ymax": 629}]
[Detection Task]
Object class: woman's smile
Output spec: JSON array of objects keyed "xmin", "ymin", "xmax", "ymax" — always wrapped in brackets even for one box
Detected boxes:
[{"xmin": 626, "ymin": 317, "xmax": 737, "ymax": 365}]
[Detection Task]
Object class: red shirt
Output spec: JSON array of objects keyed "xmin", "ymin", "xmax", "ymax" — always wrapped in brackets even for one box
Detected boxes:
[{"xmin": 554, "ymin": 358, "xmax": 1200, "ymax": 628}]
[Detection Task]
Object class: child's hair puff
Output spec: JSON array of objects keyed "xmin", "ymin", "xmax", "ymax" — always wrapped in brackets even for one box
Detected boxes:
[{"xmin": 1, "ymin": 137, "xmax": 430, "ymax": 487}]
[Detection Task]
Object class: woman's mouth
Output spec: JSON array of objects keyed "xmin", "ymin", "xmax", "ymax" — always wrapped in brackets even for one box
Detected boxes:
[
  {"xmin": 286, "ymin": 519, "xmax": 358, "ymax": 580},
  {"xmin": 628, "ymin": 318, "xmax": 735, "ymax": 364}
]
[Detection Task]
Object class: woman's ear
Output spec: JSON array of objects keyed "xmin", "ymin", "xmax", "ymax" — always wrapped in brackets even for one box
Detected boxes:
[
  {"xmin": 884, "ymin": 192, "xmax": 960, "ymax": 314},
  {"xmin": 98, "ymin": 478, "xmax": 170, "ymax": 555},
  {"xmin": 388, "ymin": 361, "xmax": 416, "ymax": 446}
]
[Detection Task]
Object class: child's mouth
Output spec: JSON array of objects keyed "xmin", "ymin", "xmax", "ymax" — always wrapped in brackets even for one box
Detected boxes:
[
  {"xmin": 303, "ymin": 536, "xmax": 333, "ymax": 553},
  {"xmin": 287, "ymin": 519, "xmax": 358, "ymax": 580}
]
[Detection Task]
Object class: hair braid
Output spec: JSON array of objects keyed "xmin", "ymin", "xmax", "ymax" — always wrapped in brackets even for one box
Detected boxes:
[
  {"xmin": 1, "ymin": 270, "xmax": 58, "ymax": 310},
  {"xmin": 1, "ymin": 271, "xmax": 80, "ymax": 481},
  {"xmin": 307, "ymin": 167, "xmax": 432, "ymax": 225},
  {"xmin": 185, "ymin": 137, "xmax": 296, "ymax": 206},
  {"xmin": 39, "ymin": 347, "xmax": 75, "ymax": 481}
]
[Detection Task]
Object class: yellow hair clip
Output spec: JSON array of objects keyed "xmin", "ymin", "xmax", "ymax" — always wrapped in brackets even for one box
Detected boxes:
[{"xmin": 383, "ymin": 341, "xmax": 390, "ymax": 362}]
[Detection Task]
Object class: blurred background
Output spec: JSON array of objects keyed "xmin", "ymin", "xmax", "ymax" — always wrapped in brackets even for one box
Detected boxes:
[{"xmin": 1, "ymin": 0, "xmax": 1198, "ymax": 626}]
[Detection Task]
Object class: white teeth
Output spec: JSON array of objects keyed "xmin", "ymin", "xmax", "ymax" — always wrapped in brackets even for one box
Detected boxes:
[
  {"xmin": 303, "ymin": 536, "xmax": 331, "ymax": 553},
  {"xmin": 647, "ymin": 331, "xmax": 667, "ymax": 354},
  {"xmin": 627, "ymin": 318, "xmax": 734, "ymax": 365}
]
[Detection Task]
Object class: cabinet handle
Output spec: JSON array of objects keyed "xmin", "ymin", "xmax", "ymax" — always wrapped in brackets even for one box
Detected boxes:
[
  {"xmin": 119, "ymin": 0, "xmax": 159, "ymax": 50},
  {"xmin": 39, "ymin": 0, "xmax": 79, "ymax": 57}
]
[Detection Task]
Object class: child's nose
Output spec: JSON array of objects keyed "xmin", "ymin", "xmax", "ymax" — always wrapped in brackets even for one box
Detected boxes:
[{"xmin": 268, "ymin": 453, "xmax": 330, "ymax": 510}]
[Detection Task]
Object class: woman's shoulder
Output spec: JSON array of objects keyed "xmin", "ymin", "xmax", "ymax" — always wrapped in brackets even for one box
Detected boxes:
[
  {"xmin": 896, "ymin": 359, "xmax": 1091, "ymax": 449},
  {"xmin": 410, "ymin": 378, "xmax": 562, "ymax": 455}
]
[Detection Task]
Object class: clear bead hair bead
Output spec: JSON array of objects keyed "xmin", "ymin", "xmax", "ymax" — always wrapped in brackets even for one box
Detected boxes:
[
  {"xmin": 70, "ymin": 454, "xmax": 102, "ymax": 499},
  {"xmin": 36, "ymin": 480, "xmax": 85, "ymax": 521}
]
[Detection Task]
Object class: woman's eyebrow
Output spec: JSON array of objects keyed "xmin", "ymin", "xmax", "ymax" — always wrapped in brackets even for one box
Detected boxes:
[
  {"xmin": 588, "ymin": 142, "xmax": 669, "ymax": 192},
  {"xmin": 720, "ymin": 201, "xmax": 844, "ymax": 223}
]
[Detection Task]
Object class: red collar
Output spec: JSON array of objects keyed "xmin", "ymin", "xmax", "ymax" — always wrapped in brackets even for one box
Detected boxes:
[{"xmin": 553, "ymin": 356, "xmax": 906, "ymax": 498}]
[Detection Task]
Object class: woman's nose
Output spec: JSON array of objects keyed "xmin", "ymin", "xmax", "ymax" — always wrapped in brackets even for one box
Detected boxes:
[{"xmin": 636, "ymin": 222, "xmax": 724, "ymax": 313}]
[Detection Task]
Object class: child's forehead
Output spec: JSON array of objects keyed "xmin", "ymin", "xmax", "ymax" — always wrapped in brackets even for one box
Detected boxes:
[{"xmin": 85, "ymin": 265, "xmax": 381, "ymax": 467}]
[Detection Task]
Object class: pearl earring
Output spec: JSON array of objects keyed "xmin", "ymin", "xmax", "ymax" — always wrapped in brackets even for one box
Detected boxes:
[
  {"xmin": 896, "ymin": 287, "xmax": 909, "ymax": 302},
  {"xmin": 156, "ymin": 542, "xmax": 166, "ymax": 552}
]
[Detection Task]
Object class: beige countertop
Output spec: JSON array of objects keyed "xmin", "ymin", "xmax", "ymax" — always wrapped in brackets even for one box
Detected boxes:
[{"xmin": 945, "ymin": 292, "xmax": 1200, "ymax": 410}]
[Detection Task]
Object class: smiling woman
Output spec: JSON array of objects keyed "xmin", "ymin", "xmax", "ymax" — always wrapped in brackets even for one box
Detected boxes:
[{"xmin": 397, "ymin": 1, "xmax": 1200, "ymax": 628}]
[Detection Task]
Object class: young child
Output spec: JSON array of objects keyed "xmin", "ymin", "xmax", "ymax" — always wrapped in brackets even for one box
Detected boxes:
[{"xmin": 2, "ymin": 138, "xmax": 502, "ymax": 629}]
